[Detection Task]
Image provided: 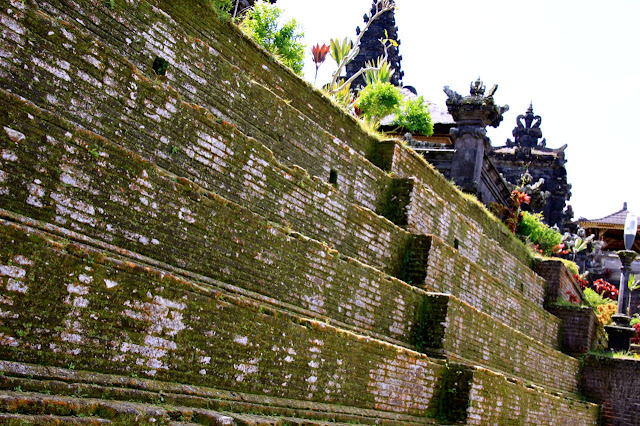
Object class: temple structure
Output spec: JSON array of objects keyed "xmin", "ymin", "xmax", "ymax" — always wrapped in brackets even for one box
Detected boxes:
[
  {"xmin": 345, "ymin": 0, "xmax": 403, "ymax": 89},
  {"xmin": 490, "ymin": 104, "xmax": 572, "ymax": 227}
]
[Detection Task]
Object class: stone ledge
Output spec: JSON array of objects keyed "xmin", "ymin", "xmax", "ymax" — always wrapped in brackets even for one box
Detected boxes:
[
  {"xmin": 0, "ymin": 361, "xmax": 434, "ymax": 425},
  {"xmin": 0, "ymin": 221, "xmax": 445, "ymax": 417},
  {"xmin": 415, "ymin": 294, "xmax": 580, "ymax": 394}
]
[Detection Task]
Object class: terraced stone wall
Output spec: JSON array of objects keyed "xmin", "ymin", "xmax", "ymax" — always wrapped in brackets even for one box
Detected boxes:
[
  {"xmin": 0, "ymin": 0, "xmax": 608, "ymax": 424},
  {"xmin": 0, "ymin": 219, "xmax": 445, "ymax": 417},
  {"xmin": 6, "ymin": 0, "xmax": 537, "ymax": 270}
]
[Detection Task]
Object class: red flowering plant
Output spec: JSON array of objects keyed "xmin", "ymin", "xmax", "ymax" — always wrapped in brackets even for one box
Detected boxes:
[
  {"xmin": 311, "ymin": 43, "xmax": 330, "ymax": 85},
  {"xmin": 592, "ymin": 278, "xmax": 619, "ymax": 301},
  {"xmin": 495, "ymin": 189, "xmax": 530, "ymax": 234},
  {"xmin": 631, "ymin": 315, "xmax": 640, "ymax": 344},
  {"xmin": 565, "ymin": 291, "xmax": 579, "ymax": 305},
  {"xmin": 573, "ymin": 274, "xmax": 589, "ymax": 290},
  {"xmin": 632, "ymin": 322, "xmax": 640, "ymax": 345},
  {"xmin": 552, "ymin": 243, "xmax": 569, "ymax": 256}
]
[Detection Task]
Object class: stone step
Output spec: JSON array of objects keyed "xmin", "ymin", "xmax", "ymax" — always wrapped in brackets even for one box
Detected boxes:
[
  {"xmin": 0, "ymin": 391, "xmax": 232, "ymax": 425},
  {"xmin": 0, "ymin": 89, "xmax": 564, "ymax": 352},
  {"xmin": 439, "ymin": 364, "xmax": 600, "ymax": 425},
  {"xmin": 0, "ymin": 362, "xmax": 436, "ymax": 425},
  {"xmin": 0, "ymin": 221, "xmax": 445, "ymax": 420},
  {"xmin": 415, "ymin": 294, "xmax": 579, "ymax": 394},
  {"xmin": 404, "ymin": 235, "xmax": 561, "ymax": 349},
  {"xmin": 0, "ymin": 209, "xmax": 582, "ymax": 395}
]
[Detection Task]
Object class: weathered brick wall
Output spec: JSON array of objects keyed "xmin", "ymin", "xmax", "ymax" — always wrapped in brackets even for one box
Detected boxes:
[
  {"xmin": 0, "ymin": 0, "xmax": 605, "ymax": 423},
  {"xmin": 548, "ymin": 305, "xmax": 603, "ymax": 354},
  {"xmin": 10, "ymin": 0, "xmax": 540, "ymax": 278},
  {"xmin": 385, "ymin": 141, "xmax": 533, "ymax": 266},
  {"xmin": 0, "ymin": 1, "xmax": 412, "ymax": 279},
  {"xmin": 416, "ymin": 295, "xmax": 579, "ymax": 394},
  {"xmin": 466, "ymin": 367, "xmax": 600, "ymax": 425},
  {"xmin": 413, "ymin": 235, "xmax": 562, "ymax": 348},
  {"xmin": 0, "ymin": 92, "xmax": 426, "ymax": 348},
  {"xmin": 535, "ymin": 259, "xmax": 583, "ymax": 305},
  {"xmin": 582, "ymin": 355, "xmax": 640, "ymax": 426},
  {"xmin": 0, "ymin": 220, "xmax": 444, "ymax": 417},
  {"xmin": 21, "ymin": 0, "xmax": 387, "ymax": 213}
]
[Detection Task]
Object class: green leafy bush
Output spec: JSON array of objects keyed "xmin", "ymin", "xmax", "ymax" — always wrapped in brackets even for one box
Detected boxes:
[
  {"xmin": 355, "ymin": 82, "xmax": 403, "ymax": 127},
  {"xmin": 517, "ymin": 211, "xmax": 563, "ymax": 256},
  {"xmin": 239, "ymin": 1, "xmax": 305, "ymax": 74},
  {"xmin": 393, "ymin": 96, "xmax": 433, "ymax": 136},
  {"xmin": 583, "ymin": 288, "xmax": 614, "ymax": 308},
  {"xmin": 209, "ymin": 0, "xmax": 233, "ymax": 21}
]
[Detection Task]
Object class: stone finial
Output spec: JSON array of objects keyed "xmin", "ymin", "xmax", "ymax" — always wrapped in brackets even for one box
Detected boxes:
[
  {"xmin": 443, "ymin": 78, "xmax": 508, "ymax": 129},
  {"xmin": 624, "ymin": 202, "xmax": 628, "ymax": 210},
  {"xmin": 512, "ymin": 103, "xmax": 544, "ymax": 148}
]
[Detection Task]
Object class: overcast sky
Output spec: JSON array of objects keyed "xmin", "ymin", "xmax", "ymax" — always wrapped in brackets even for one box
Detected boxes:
[{"xmin": 276, "ymin": 0, "xmax": 640, "ymax": 221}]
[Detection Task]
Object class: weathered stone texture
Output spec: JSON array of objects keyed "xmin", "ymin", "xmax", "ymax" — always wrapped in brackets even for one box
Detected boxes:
[
  {"xmin": 0, "ymin": 92, "xmax": 425, "ymax": 347},
  {"xmin": 534, "ymin": 259, "xmax": 583, "ymax": 305},
  {"xmin": 548, "ymin": 305, "xmax": 605, "ymax": 354},
  {"xmin": 0, "ymin": 0, "xmax": 607, "ymax": 423},
  {"xmin": 419, "ymin": 295, "xmax": 580, "ymax": 394},
  {"xmin": 1, "ymin": 0, "xmax": 540, "ymax": 281},
  {"xmin": 413, "ymin": 236, "xmax": 561, "ymax": 348},
  {"xmin": 466, "ymin": 367, "xmax": 599, "ymax": 425},
  {"xmin": 582, "ymin": 356, "xmax": 640, "ymax": 426},
  {"xmin": 0, "ymin": 220, "xmax": 444, "ymax": 417}
]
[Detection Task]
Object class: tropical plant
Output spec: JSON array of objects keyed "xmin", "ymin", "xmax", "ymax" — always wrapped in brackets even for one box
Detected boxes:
[
  {"xmin": 562, "ymin": 227, "xmax": 595, "ymax": 261},
  {"xmin": 592, "ymin": 278, "xmax": 619, "ymax": 300},
  {"xmin": 583, "ymin": 288, "xmax": 613, "ymax": 309},
  {"xmin": 629, "ymin": 274, "xmax": 640, "ymax": 292},
  {"xmin": 631, "ymin": 314, "xmax": 640, "ymax": 345},
  {"xmin": 393, "ymin": 96, "xmax": 434, "ymax": 136},
  {"xmin": 355, "ymin": 82, "xmax": 403, "ymax": 128},
  {"xmin": 239, "ymin": 1, "xmax": 305, "ymax": 74},
  {"xmin": 363, "ymin": 56, "xmax": 395, "ymax": 86},
  {"xmin": 595, "ymin": 302, "xmax": 618, "ymax": 326}
]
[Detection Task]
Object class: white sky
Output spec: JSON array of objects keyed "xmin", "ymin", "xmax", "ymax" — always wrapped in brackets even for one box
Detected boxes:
[{"xmin": 276, "ymin": 0, "xmax": 640, "ymax": 221}]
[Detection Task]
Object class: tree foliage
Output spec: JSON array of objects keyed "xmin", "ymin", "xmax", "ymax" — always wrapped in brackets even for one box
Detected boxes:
[{"xmin": 239, "ymin": 1, "xmax": 305, "ymax": 74}]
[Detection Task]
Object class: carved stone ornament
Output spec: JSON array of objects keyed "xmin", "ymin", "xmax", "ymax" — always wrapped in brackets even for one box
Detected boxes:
[
  {"xmin": 443, "ymin": 77, "xmax": 509, "ymax": 130},
  {"xmin": 512, "ymin": 103, "xmax": 544, "ymax": 148}
]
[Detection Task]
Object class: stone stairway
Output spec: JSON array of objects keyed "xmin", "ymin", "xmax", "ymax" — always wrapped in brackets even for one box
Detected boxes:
[{"xmin": 0, "ymin": 0, "xmax": 600, "ymax": 423}]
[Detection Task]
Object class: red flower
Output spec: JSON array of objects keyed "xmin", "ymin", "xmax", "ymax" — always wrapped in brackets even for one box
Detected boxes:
[
  {"xmin": 552, "ymin": 243, "xmax": 569, "ymax": 255},
  {"xmin": 511, "ymin": 190, "xmax": 531, "ymax": 205},
  {"xmin": 566, "ymin": 291, "xmax": 579, "ymax": 304},
  {"xmin": 311, "ymin": 43, "xmax": 330, "ymax": 84},
  {"xmin": 632, "ymin": 323, "xmax": 640, "ymax": 344},
  {"xmin": 311, "ymin": 43, "xmax": 330, "ymax": 65},
  {"xmin": 573, "ymin": 274, "xmax": 589, "ymax": 290},
  {"xmin": 593, "ymin": 278, "xmax": 618, "ymax": 301}
]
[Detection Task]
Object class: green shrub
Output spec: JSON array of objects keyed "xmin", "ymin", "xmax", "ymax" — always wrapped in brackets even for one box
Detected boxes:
[
  {"xmin": 583, "ymin": 288, "xmax": 614, "ymax": 308},
  {"xmin": 517, "ymin": 211, "xmax": 563, "ymax": 256},
  {"xmin": 557, "ymin": 258, "xmax": 579, "ymax": 275},
  {"xmin": 239, "ymin": 1, "xmax": 305, "ymax": 74},
  {"xmin": 393, "ymin": 96, "xmax": 433, "ymax": 136},
  {"xmin": 356, "ymin": 82, "xmax": 403, "ymax": 127},
  {"xmin": 209, "ymin": 0, "xmax": 233, "ymax": 21}
]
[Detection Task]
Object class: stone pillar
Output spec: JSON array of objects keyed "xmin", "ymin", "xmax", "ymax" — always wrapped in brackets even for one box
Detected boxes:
[
  {"xmin": 605, "ymin": 250, "xmax": 637, "ymax": 351},
  {"xmin": 443, "ymin": 78, "xmax": 508, "ymax": 200}
]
